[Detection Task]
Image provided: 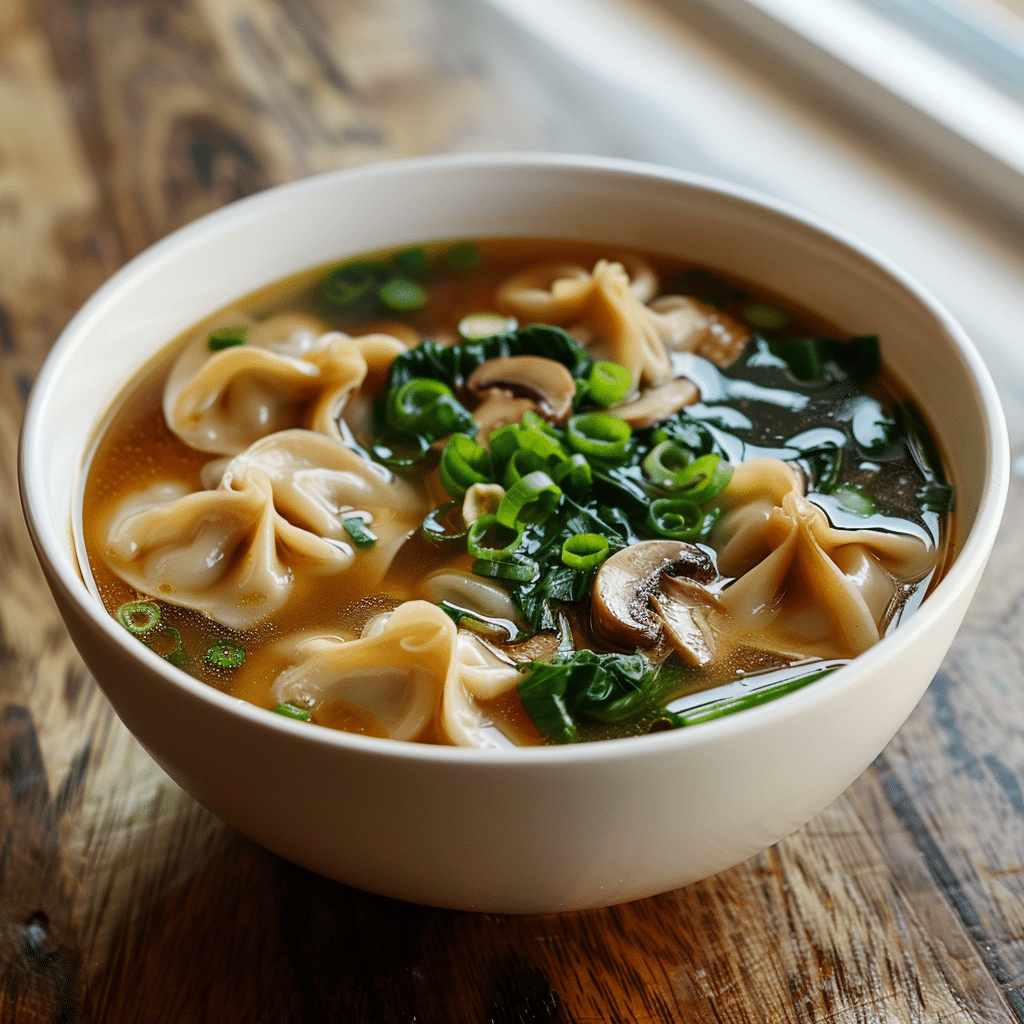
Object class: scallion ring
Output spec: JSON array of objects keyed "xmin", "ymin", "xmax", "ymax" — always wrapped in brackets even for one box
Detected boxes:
[
  {"xmin": 496, "ymin": 471, "xmax": 562, "ymax": 528},
  {"xmin": 647, "ymin": 498, "xmax": 704, "ymax": 540},
  {"xmin": 471, "ymin": 557, "xmax": 539, "ymax": 582},
  {"xmin": 422, "ymin": 501, "xmax": 469, "ymax": 544},
  {"xmin": 378, "ymin": 277, "xmax": 427, "ymax": 313},
  {"xmin": 439, "ymin": 433, "xmax": 494, "ymax": 499},
  {"xmin": 117, "ymin": 600, "xmax": 161, "ymax": 635},
  {"xmin": 386, "ymin": 378, "xmax": 474, "ymax": 441},
  {"xmin": 273, "ymin": 702, "xmax": 310, "ymax": 722},
  {"xmin": 642, "ymin": 440, "xmax": 693, "ymax": 487},
  {"xmin": 467, "ymin": 514, "xmax": 523, "ymax": 561},
  {"xmin": 587, "ymin": 361, "xmax": 632, "ymax": 407},
  {"xmin": 207, "ymin": 327, "xmax": 247, "ymax": 351},
  {"xmin": 666, "ymin": 453, "xmax": 733, "ymax": 505},
  {"xmin": 565, "ymin": 413, "xmax": 632, "ymax": 463},
  {"xmin": 205, "ymin": 639, "xmax": 246, "ymax": 670},
  {"xmin": 561, "ymin": 533, "xmax": 609, "ymax": 570}
]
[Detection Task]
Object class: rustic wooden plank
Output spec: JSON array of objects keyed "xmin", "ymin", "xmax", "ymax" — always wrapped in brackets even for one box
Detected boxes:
[{"xmin": 864, "ymin": 471, "xmax": 1024, "ymax": 1018}]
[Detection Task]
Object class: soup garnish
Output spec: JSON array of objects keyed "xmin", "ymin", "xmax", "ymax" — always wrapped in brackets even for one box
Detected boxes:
[{"xmin": 81, "ymin": 240, "xmax": 953, "ymax": 747}]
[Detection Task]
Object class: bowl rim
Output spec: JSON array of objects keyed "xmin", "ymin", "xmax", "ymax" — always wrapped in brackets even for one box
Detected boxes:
[{"xmin": 19, "ymin": 150, "xmax": 1011, "ymax": 767}]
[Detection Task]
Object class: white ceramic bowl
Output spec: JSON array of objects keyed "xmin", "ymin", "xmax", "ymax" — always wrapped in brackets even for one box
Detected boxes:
[{"xmin": 20, "ymin": 154, "xmax": 1009, "ymax": 913}]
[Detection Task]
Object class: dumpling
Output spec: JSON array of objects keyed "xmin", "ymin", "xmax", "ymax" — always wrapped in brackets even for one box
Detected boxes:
[
  {"xmin": 269, "ymin": 602, "xmax": 524, "ymax": 747},
  {"xmin": 709, "ymin": 458, "xmax": 936, "ymax": 659},
  {"xmin": 103, "ymin": 430, "xmax": 427, "ymax": 630},
  {"xmin": 163, "ymin": 311, "xmax": 406, "ymax": 455},
  {"xmin": 495, "ymin": 257, "xmax": 671, "ymax": 388}
]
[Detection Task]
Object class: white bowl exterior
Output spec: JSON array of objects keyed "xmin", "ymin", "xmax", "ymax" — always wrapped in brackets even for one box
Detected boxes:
[{"xmin": 20, "ymin": 155, "xmax": 1009, "ymax": 912}]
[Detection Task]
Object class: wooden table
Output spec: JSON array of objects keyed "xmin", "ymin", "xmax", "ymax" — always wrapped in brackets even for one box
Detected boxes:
[{"xmin": 4, "ymin": 0, "xmax": 1024, "ymax": 1019}]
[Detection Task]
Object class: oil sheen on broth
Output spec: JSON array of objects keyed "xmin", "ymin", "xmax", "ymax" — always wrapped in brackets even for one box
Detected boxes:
[{"xmin": 81, "ymin": 239, "xmax": 954, "ymax": 748}]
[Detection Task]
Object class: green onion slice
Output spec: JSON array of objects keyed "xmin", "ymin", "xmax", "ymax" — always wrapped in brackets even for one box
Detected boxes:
[
  {"xmin": 343, "ymin": 517, "xmax": 378, "ymax": 549},
  {"xmin": 467, "ymin": 514, "xmax": 523, "ymax": 561},
  {"xmin": 551, "ymin": 453, "xmax": 592, "ymax": 496},
  {"xmin": 642, "ymin": 440, "xmax": 693, "ymax": 487},
  {"xmin": 117, "ymin": 600, "xmax": 161, "ymax": 635},
  {"xmin": 666, "ymin": 453, "xmax": 733, "ymax": 505},
  {"xmin": 422, "ymin": 501, "xmax": 469, "ymax": 544},
  {"xmin": 273, "ymin": 702, "xmax": 311, "ymax": 722},
  {"xmin": 740, "ymin": 301, "xmax": 790, "ymax": 331},
  {"xmin": 445, "ymin": 242, "xmax": 481, "ymax": 271},
  {"xmin": 150, "ymin": 626, "xmax": 186, "ymax": 668},
  {"xmin": 561, "ymin": 533, "xmax": 610, "ymax": 570},
  {"xmin": 322, "ymin": 261, "xmax": 387, "ymax": 308},
  {"xmin": 587, "ymin": 361, "xmax": 632, "ymax": 407},
  {"xmin": 832, "ymin": 484, "xmax": 877, "ymax": 517},
  {"xmin": 496, "ymin": 471, "xmax": 562, "ymax": 527},
  {"xmin": 516, "ymin": 411, "xmax": 567, "ymax": 462},
  {"xmin": 207, "ymin": 327, "xmax": 248, "ymax": 351},
  {"xmin": 471, "ymin": 557, "xmax": 539, "ymax": 582},
  {"xmin": 647, "ymin": 498, "xmax": 704, "ymax": 540},
  {"xmin": 205, "ymin": 639, "xmax": 246, "ymax": 670},
  {"xmin": 393, "ymin": 246, "xmax": 431, "ymax": 277},
  {"xmin": 565, "ymin": 413, "xmax": 632, "ymax": 463},
  {"xmin": 501, "ymin": 447, "xmax": 547, "ymax": 489},
  {"xmin": 458, "ymin": 313, "xmax": 515, "ymax": 340},
  {"xmin": 386, "ymin": 378, "xmax": 474, "ymax": 441},
  {"xmin": 378, "ymin": 278, "xmax": 427, "ymax": 313},
  {"xmin": 439, "ymin": 433, "xmax": 493, "ymax": 499}
]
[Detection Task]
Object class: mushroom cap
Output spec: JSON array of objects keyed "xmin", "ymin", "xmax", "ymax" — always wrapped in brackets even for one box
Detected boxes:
[
  {"xmin": 466, "ymin": 355, "xmax": 576, "ymax": 424},
  {"xmin": 608, "ymin": 377, "xmax": 700, "ymax": 429},
  {"xmin": 591, "ymin": 540, "xmax": 716, "ymax": 651}
]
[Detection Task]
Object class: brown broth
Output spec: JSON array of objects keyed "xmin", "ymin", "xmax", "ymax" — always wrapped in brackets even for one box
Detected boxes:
[{"xmin": 80, "ymin": 238, "xmax": 953, "ymax": 744}]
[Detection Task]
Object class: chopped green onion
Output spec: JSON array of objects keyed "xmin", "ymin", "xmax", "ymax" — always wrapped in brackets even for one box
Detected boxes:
[
  {"xmin": 501, "ymin": 448, "xmax": 547, "ymax": 489},
  {"xmin": 471, "ymin": 556, "xmax": 539, "ymax": 582},
  {"xmin": 386, "ymin": 378, "xmax": 475, "ymax": 441},
  {"xmin": 467, "ymin": 514, "xmax": 523, "ymax": 561},
  {"xmin": 561, "ymin": 533, "xmax": 609, "ymax": 570},
  {"xmin": 642, "ymin": 440, "xmax": 693, "ymax": 487},
  {"xmin": 205, "ymin": 639, "xmax": 246, "ymax": 670},
  {"xmin": 150, "ymin": 626, "xmax": 186, "ymax": 668},
  {"xmin": 496, "ymin": 471, "xmax": 562, "ymax": 527},
  {"xmin": 647, "ymin": 498, "xmax": 704, "ymax": 540},
  {"xmin": 676, "ymin": 667, "xmax": 837, "ymax": 726},
  {"xmin": 207, "ymin": 327, "xmax": 247, "ymax": 351},
  {"xmin": 422, "ymin": 501, "xmax": 469, "ymax": 544},
  {"xmin": 551, "ymin": 453, "xmax": 592, "ymax": 496},
  {"xmin": 832, "ymin": 484, "xmax": 877, "ymax": 517},
  {"xmin": 439, "ymin": 433, "xmax": 493, "ymax": 499},
  {"xmin": 741, "ymin": 301, "xmax": 790, "ymax": 331},
  {"xmin": 342, "ymin": 517, "xmax": 378, "ymax": 549},
  {"xmin": 458, "ymin": 313, "xmax": 514, "ymax": 340},
  {"xmin": 565, "ymin": 413, "xmax": 632, "ymax": 463},
  {"xmin": 322, "ymin": 261, "xmax": 388, "ymax": 308},
  {"xmin": 587, "ymin": 361, "xmax": 632, "ymax": 407},
  {"xmin": 444, "ymin": 242, "xmax": 481, "ymax": 271},
  {"xmin": 393, "ymin": 246, "xmax": 431, "ymax": 277},
  {"xmin": 117, "ymin": 600, "xmax": 161, "ymax": 635},
  {"xmin": 666, "ymin": 453, "xmax": 733, "ymax": 505},
  {"xmin": 378, "ymin": 278, "xmax": 427, "ymax": 313},
  {"xmin": 273, "ymin": 702, "xmax": 310, "ymax": 721},
  {"xmin": 516, "ymin": 410, "xmax": 567, "ymax": 462}
]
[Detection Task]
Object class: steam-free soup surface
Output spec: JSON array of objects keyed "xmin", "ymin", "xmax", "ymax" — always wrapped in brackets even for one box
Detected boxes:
[{"xmin": 81, "ymin": 239, "xmax": 953, "ymax": 747}]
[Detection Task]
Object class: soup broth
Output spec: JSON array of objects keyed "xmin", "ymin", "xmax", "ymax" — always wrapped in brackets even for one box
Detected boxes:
[{"xmin": 81, "ymin": 239, "xmax": 953, "ymax": 747}]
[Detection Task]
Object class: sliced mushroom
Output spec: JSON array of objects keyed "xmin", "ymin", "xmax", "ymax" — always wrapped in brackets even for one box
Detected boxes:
[
  {"xmin": 608, "ymin": 377, "xmax": 700, "ymax": 429},
  {"xmin": 471, "ymin": 390, "xmax": 538, "ymax": 439},
  {"xmin": 649, "ymin": 575, "xmax": 724, "ymax": 666},
  {"xmin": 466, "ymin": 356, "xmax": 576, "ymax": 424},
  {"xmin": 591, "ymin": 540, "xmax": 716, "ymax": 652}
]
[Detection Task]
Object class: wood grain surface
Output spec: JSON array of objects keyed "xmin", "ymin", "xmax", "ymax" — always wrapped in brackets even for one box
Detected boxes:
[{"xmin": 3, "ymin": 0, "xmax": 1024, "ymax": 1020}]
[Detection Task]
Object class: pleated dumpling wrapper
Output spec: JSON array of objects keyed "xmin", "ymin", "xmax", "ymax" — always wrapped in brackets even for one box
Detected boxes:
[
  {"xmin": 270, "ymin": 602, "xmax": 524, "ymax": 747},
  {"xmin": 103, "ymin": 430, "xmax": 428, "ymax": 630},
  {"xmin": 163, "ymin": 311, "xmax": 406, "ymax": 455},
  {"xmin": 709, "ymin": 458, "xmax": 937, "ymax": 660}
]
